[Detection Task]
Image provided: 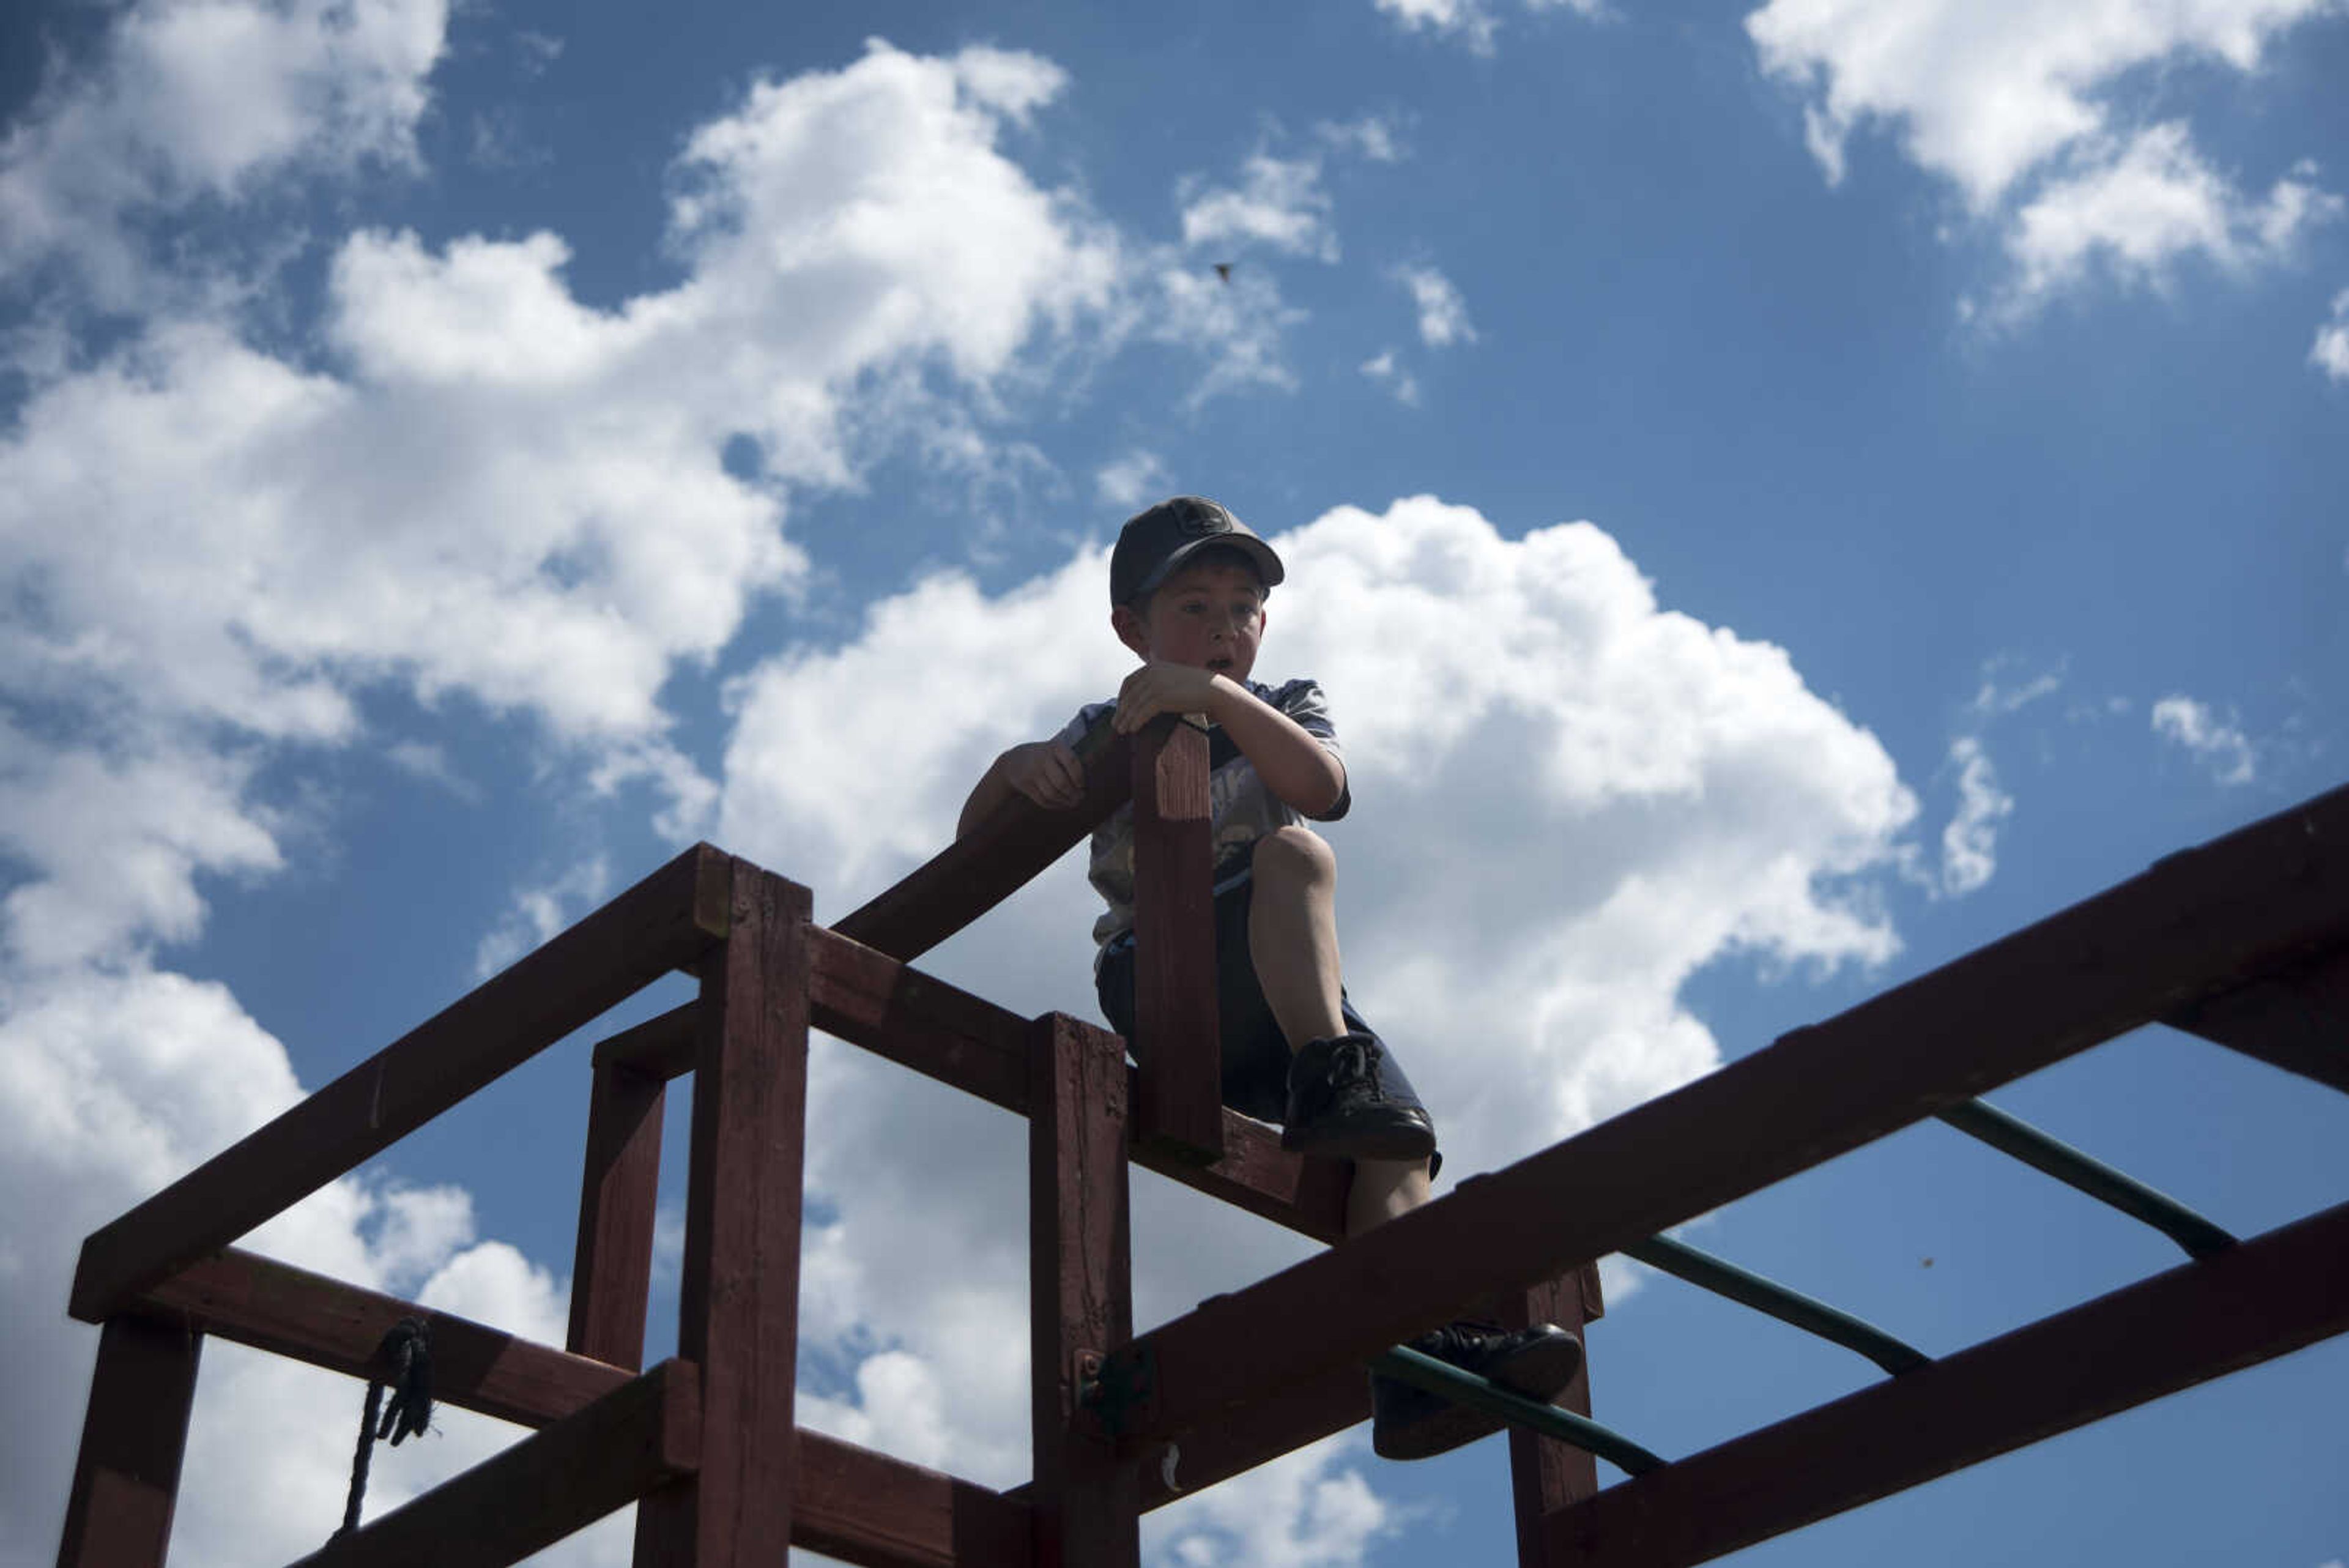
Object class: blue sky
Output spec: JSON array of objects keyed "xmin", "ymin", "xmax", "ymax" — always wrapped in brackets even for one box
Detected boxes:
[{"xmin": 2, "ymin": 1, "xmax": 2345, "ymax": 1564}]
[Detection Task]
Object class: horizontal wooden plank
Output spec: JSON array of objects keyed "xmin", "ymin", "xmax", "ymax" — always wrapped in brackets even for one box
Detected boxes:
[
  {"xmin": 140, "ymin": 1247, "xmax": 631, "ymax": 1429},
  {"xmin": 590, "ymin": 1003, "xmax": 700, "ymax": 1079},
  {"xmin": 143, "ymin": 1249, "xmax": 1033, "ymax": 1566},
  {"xmin": 833, "ymin": 721, "xmax": 1131, "ymax": 964},
  {"xmin": 2167, "ymin": 945, "xmax": 2349, "ymax": 1096},
  {"xmin": 807, "ymin": 931, "xmax": 1351, "ymax": 1243},
  {"xmin": 73, "ymin": 844, "xmax": 732, "ymax": 1323},
  {"xmin": 795, "ymin": 1430, "xmax": 1033, "ymax": 1568},
  {"xmin": 809, "ymin": 928, "xmax": 1033, "ymax": 1113},
  {"xmin": 291, "ymin": 1359, "xmax": 699, "ymax": 1568},
  {"xmin": 1096, "ymin": 785, "xmax": 2349, "ymax": 1449},
  {"xmin": 1545, "ymin": 1198, "xmax": 2349, "ymax": 1567}
]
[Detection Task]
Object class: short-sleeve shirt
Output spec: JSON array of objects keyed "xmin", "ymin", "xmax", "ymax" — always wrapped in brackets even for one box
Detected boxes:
[{"xmin": 1055, "ymin": 677, "xmax": 1351, "ymax": 953}]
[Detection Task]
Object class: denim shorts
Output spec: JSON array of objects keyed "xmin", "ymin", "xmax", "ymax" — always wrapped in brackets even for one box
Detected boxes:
[{"xmin": 1096, "ymin": 873, "xmax": 1436, "ymax": 1140}]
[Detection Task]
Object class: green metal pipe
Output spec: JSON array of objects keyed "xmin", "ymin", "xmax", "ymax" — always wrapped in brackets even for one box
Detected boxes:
[
  {"xmin": 1371, "ymin": 1345, "xmax": 1666, "ymax": 1476},
  {"xmin": 1935, "ymin": 1098, "xmax": 2236, "ymax": 1260},
  {"xmin": 1619, "ymin": 1234, "xmax": 1931, "ymax": 1377}
]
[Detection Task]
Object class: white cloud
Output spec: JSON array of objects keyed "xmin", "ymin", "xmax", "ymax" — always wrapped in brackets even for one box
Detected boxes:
[
  {"xmin": 1375, "ymin": 0, "xmax": 1501, "ymax": 53},
  {"xmin": 1151, "ymin": 264, "xmax": 1310, "ymax": 406},
  {"xmin": 473, "ymin": 856, "xmax": 613, "ymax": 979},
  {"xmin": 1098, "ymin": 449, "xmax": 1171, "ymax": 510},
  {"xmin": 2000, "ymin": 128, "xmax": 2339, "ymax": 310},
  {"xmin": 2313, "ymin": 288, "xmax": 2349, "ymax": 381},
  {"xmin": 1145, "ymin": 1433, "xmax": 1399, "ymax": 1567},
  {"xmin": 1395, "ymin": 264, "xmax": 1477, "ymax": 347},
  {"xmin": 1747, "ymin": 0, "xmax": 2340, "ymax": 308},
  {"xmin": 1359, "ymin": 348, "xmax": 1423, "ymax": 405},
  {"xmin": 1179, "ymin": 154, "xmax": 1340, "ymax": 262},
  {"xmin": 0, "ymin": 0, "xmax": 450, "ymax": 303},
  {"xmin": 2151, "ymin": 694, "xmax": 2257, "ymax": 785},
  {"xmin": 1315, "ymin": 115, "xmax": 1408, "ymax": 163},
  {"xmin": 1939, "ymin": 735, "xmax": 2013, "ymax": 896}
]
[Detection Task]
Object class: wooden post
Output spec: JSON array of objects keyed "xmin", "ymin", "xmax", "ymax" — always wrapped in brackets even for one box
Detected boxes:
[
  {"xmin": 1129, "ymin": 714, "xmax": 1223, "ymax": 1164},
  {"xmin": 568, "ymin": 1060, "xmax": 666, "ymax": 1369},
  {"xmin": 57, "ymin": 1313, "xmax": 202, "ymax": 1568},
  {"xmin": 1508, "ymin": 1263, "xmax": 1606, "ymax": 1566},
  {"xmin": 634, "ymin": 860, "xmax": 812, "ymax": 1567},
  {"xmin": 1029, "ymin": 1013, "xmax": 1141, "ymax": 1568}
]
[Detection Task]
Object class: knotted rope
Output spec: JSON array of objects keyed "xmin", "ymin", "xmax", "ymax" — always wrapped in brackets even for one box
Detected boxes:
[{"xmin": 334, "ymin": 1316, "xmax": 433, "ymax": 1539}]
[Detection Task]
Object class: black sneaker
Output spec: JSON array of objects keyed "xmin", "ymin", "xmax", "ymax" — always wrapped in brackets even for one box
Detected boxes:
[
  {"xmin": 1281, "ymin": 1033, "xmax": 1437, "ymax": 1162},
  {"xmin": 1370, "ymin": 1320, "xmax": 1585, "ymax": 1461}
]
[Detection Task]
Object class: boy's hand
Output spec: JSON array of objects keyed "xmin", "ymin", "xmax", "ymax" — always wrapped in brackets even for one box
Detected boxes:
[
  {"xmin": 1002, "ymin": 738, "xmax": 1086, "ymax": 809},
  {"xmin": 1112, "ymin": 661, "xmax": 1225, "ymax": 733}
]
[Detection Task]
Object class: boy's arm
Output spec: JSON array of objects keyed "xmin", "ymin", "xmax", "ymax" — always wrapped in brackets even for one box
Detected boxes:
[{"xmin": 1113, "ymin": 663, "xmax": 1346, "ymax": 817}]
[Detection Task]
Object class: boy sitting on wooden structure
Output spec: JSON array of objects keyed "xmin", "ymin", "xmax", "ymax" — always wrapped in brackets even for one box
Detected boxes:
[{"xmin": 959, "ymin": 494, "xmax": 1584, "ymax": 1458}]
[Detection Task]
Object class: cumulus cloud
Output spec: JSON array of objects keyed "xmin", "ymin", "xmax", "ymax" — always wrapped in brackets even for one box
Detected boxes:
[
  {"xmin": 1746, "ymin": 0, "xmax": 2341, "ymax": 310},
  {"xmin": 2151, "ymin": 694, "xmax": 2257, "ymax": 785},
  {"xmin": 0, "ymin": 34, "xmax": 1293, "ymax": 1564},
  {"xmin": 2314, "ymin": 288, "xmax": 2349, "ymax": 381},
  {"xmin": 1315, "ymin": 114, "xmax": 1408, "ymax": 163},
  {"xmin": 713, "ymin": 496, "xmax": 1917, "ymax": 1500},
  {"xmin": 1145, "ymin": 1434, "xmax": 1399, "ymax": 1567},
  {"xmin": 1395, "ymin": 264, "xmax": 1477, "ymax": 347},
  {"xmin": 0, "ymin": 0, "xmax": 450, "ymax": 305},
  {"xmin": 2000, "ymin": 130, "xmax": 2339, "ymax": 310}
]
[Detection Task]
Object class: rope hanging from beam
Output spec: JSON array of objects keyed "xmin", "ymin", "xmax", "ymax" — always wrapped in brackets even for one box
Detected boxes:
[{"xmin": 332, "ymin": 1316, "xmax": 434, "ymax": 1540}]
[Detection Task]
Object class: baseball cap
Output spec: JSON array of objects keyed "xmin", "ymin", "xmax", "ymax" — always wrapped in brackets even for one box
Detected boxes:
[{"xmin": 1109, "ymin": 495, "xmax": 1286, "ymax": 605}]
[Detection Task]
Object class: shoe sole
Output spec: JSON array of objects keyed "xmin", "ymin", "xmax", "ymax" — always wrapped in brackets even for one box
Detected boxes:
[
  {"xmin": 1371, "ymin": 1334, "xmax": 1586, "ymax": 1462},
  {"xmin": 1280, "ymin": 1118, "xmax": 1438, "ymax": 1162}
]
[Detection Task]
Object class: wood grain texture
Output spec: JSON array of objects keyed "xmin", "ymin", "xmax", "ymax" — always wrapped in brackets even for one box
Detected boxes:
[
  {"xmin": 636, "ymin": 860, "xmax": 813, "ymax": 1567},
  {"xmin": 1029, "ymin": 1013, "xmax": 1141, "ymax": 1567},
  {"xmin": 1128, "ymin": 715, "xmax": 1223, "ymax": 1164},
  {"xmin": 568, "ymin": 1061, "xmax": 666, "ymax": 1369},
  {"xmin": 56, "ymin": 1314, "xmax": 202, "ymax": 1568}
]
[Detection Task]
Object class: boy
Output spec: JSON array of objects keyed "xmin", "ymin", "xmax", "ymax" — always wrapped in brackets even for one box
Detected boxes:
[{"xmin": 958, "ymin": 495, "xmax": 1581, "ymax": 1460}]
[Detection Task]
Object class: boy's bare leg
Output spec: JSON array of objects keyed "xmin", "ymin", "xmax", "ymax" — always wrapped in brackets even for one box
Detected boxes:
[
  {"xmin": 1247, "ymin": 827, "xmax": 1348, "ymax": 1050},
  {"xmin": 1348, "ymin": 1157, "xmax": 1433, "ymax": 1238}
]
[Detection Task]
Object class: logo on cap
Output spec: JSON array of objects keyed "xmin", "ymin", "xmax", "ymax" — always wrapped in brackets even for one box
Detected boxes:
[{"xmin": 1173, "ymin": 499, "xmax": 1230, "ymax": 538}]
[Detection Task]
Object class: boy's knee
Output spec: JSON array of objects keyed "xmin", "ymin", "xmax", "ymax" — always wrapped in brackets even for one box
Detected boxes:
[{"xmin": 1253, "ymin": 824, "xmax": 1336, "ymax": 885}]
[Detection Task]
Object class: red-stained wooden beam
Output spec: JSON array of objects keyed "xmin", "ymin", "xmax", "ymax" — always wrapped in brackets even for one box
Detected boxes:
[
  {"xmin": 805, "ymin": 931, "xmax": 1352, "ymax": 1242},
  {"xmin": 2167, "ymin": 945, "xmax": 2349, "ymax": 1096},
  {"xmin": 834, "ymin": 723, "xmax": 1132, "ymax": 964},
  {"xmin": 591, "ymin": 1002, "xmax": 699, "ymax": 1079},
  {"xmin": 1543, "ymin": 1198, "xmax": 2349, "ymax": 1568},
  {"xmin": 568, "ymin": 1058, "xmax": 665, "ymax": 1369},
  {"xmin": 1029, "ymin": 1013, "xmax": 1141, "ymax": 1566},
  {"xmin": 71, "ymin": 845, "xmax": 732, "ymax": 1324},
  {"xmin": 56, "ymin": 1314, "xmax": 202, "ymax": 1568},
  {"xmin": 140, "ymin": 1247, "xmax": 630, "ymax": 1428},
  {"xmin": 808, "ymin": 927, "xmax": 1034, "ymax": 1113},
  {"xmin": 793, "ymin": 1433, "xmax": 1033, "ymax": 1568},
  {"xmin": 1094, "ymin": 784, "xmax": 2349, "ymax": 1451},
  {"xmin": 291, "ymin": 1359, "xmax": 701, "ymax": 1568},
  {"xmin": 133, "ymin": 1247, "xmax": 1032, "ymax": 1565},
  {"xmin": 1509, "ymin": 1266, "xmax": 1604, "ymax": 1567},
  {"xmin": 636, "ymin": 859, "xmax": 814, "ymax": 1567},
  {"xmin": 1129, "ymin": 715, "xmax": 1224, "ymax": 1164}
]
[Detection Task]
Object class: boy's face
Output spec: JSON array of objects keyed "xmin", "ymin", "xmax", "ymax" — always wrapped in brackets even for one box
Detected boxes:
[{"xmin": 1111, "ymin": 560, "xmax": 1266, "ymax": 682}]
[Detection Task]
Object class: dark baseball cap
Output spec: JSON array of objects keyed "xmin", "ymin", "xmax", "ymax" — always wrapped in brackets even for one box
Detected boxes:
[{"xmin": 1110, "ymin": 495, "xmax": 1285, "ymax": 605}]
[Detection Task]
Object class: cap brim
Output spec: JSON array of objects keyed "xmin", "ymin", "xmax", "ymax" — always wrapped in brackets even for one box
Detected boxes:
[{"xmin": 1136, "ymin": 533, "xmax": 1286, "ymax": 597}]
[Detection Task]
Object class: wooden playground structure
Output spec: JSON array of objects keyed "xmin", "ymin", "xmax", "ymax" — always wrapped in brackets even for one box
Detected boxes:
[{"xmin": 56, "ymin": 715, "xmax": 2349, "ymax": 1566}]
